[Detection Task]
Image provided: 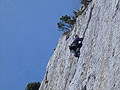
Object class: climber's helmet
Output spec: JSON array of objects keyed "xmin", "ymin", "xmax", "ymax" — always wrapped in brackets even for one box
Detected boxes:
[{"xmin": 75, "ymin": 34, "xmax": 79, "ymax": 38}]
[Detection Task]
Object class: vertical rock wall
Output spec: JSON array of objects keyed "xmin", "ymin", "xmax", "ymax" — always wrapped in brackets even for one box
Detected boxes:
[{"xmin": 39, "ymin": 0, "xmax": 120, "ymax": 90}]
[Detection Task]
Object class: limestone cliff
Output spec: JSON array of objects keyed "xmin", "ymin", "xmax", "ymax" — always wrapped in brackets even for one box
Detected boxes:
[{"xmin": 39, "ymin": 0, "xmax": 120, "ymax": 90}]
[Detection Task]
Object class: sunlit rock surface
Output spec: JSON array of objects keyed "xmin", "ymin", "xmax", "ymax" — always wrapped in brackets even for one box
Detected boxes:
[{"xmin": 39, "ymin": 0, "xmax": 120, "ymax": 90}]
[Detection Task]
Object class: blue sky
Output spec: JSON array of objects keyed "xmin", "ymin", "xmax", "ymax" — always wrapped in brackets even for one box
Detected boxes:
[{"xmin": 0, "ymin": 0, "xmax": 81, "ymax": 90}]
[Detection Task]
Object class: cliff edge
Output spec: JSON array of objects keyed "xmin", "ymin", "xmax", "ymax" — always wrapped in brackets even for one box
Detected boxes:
[{"xmin": 39, "ymin": 0, "xmax": 120, "ymax": 90}]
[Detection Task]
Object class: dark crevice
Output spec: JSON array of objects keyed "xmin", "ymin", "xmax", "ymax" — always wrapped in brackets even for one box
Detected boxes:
[
  {"xmin": 88, "ymin": 74, "xmax": 96, "ymax": 82},
  {"xmin": 112, "ymin": 0, "xmax": 120, "ymax": 19},
  {"xmin": 82, "ymin": 85, "xmax": 87, "ymax": 90},
  {"xmin": 78, "ymin": 5, "xmax": 94, "ymax": 59},
  {"xmin": 64, "ymin": 72, "xmax": 70, "ymax": 89},
  {"xmin": 44, "ymin": 71, "xmax": 49, "ymax": 89},
  {"xmin": 83, "ymin": 5, "xmax": 94, "ymax": 37},
  {"xmin": 112, "ymin": 48, "xmax": 115, "ymax": 57},
  {"xmin": 116, "ymin": 1, "xmax": 120, "ymax": 10},
  {"xmin": 71, "ymin": 68, "xmax": 77, "ymax": 81},
  {"xmin": 45, "ymin": 71, "xmax": 48, "ymax": 84}
]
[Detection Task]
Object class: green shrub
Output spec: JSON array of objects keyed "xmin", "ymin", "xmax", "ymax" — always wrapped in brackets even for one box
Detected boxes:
[
  {"xmin": 57, "ymin": 15, "xmax": 76, "ymax": 32},
  {"xmin": 81, "ymin": 0, "xmax": 92, "ymax": 6},
  {"xmin": 25, "ymin": 82, "xmax": 40, "ymax": 90},
  {"xmin": 57, "ymin": 0, "xmax": 92, "ymax": 32},
  {"xmin": 73, "ymin": 0, "xmax": 92, "ymax": 19},
  {"xmin": 73, "ymin": 5, "xmax": 87, "ymax": 19},
  {"xmin": 81, "ymin": 0, "xmax": 89, "ymax": 6}
]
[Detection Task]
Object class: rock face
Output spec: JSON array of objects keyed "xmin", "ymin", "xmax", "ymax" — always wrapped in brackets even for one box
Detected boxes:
[{"xmin": 39, "ymin": 0, "xmax": 120, "ymax": 90}]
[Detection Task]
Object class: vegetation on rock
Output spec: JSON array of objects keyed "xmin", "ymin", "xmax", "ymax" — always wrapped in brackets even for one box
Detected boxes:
[
  {"xmin": 25, "ymin": 82, "xmax": 40, "ymax": 90},
  {"xmin": 57, "ymin": 0, "xmax": 92, "ymax": 32}
]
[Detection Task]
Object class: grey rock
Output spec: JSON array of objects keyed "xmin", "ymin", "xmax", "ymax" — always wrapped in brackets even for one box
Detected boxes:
[{"xmin": 39, "ymin": 0, "xmax": 120, "ymax": 90}]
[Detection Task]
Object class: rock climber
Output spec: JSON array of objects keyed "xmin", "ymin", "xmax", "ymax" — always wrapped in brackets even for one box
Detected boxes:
[{"xmin": 69, "ymin": 34, "xmax": 84, "ymax": 57}]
